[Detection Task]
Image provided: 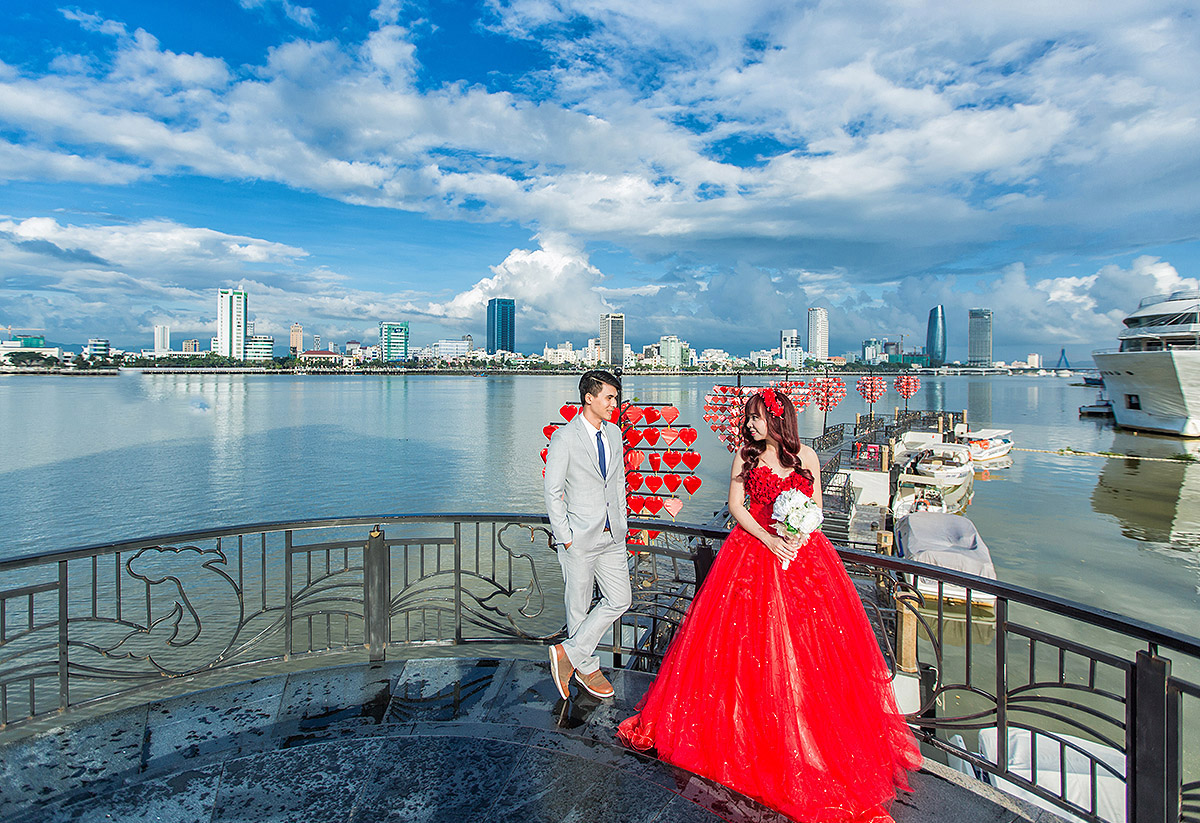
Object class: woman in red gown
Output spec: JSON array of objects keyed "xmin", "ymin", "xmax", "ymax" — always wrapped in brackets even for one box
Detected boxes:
[{"xmin": 618, "ymin": 388, "xmax": 921, "ymax": 822}]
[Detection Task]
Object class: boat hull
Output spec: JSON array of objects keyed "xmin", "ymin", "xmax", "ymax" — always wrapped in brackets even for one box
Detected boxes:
[{"xmin": 1092, "ymin": 350, "xmax": 1200, "ymax": 436}]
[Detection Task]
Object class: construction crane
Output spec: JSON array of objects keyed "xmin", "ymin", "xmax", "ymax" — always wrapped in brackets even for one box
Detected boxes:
[{"xmin": 4, "ymin": 326, "xmax": 45, "ymax": 340}]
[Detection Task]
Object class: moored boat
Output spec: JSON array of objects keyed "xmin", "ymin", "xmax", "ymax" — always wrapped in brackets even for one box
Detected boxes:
[
  {"xmin": 1093, "ymin": 289, "xmax": 1200, "ymax": 436},
  {"xmin": 961, "ymin": 428, "xmax": 1013, "ymax": 462},
  {"xmin": 894, "ymin": 512, "xmax": 996, "ymax": 608},
  {"xmin": 913, "ymin": 442, "xmax": 974, "ymax": 484}
]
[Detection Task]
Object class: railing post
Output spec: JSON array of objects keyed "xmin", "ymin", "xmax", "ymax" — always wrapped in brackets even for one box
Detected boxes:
[
  {"xmin": 58, "ymin": 560, "xmax": 68, "ymax": 712},
  {"xmin": 1130, "ymin": 649, "xmax": 1182, "ymax": 823},
  {"xmin": 363, "ymin": 525, "xmax": 390, "ymax": 662}
]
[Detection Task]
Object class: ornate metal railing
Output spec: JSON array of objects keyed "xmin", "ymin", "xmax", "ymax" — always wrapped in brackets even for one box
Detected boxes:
[
  {"xmin": 1, "ymin": 514, "xmax": 1196, "ymax": 823},
  {"xmin": 802, "ymin": 422, "xmax": 846, "ymax": 453}
]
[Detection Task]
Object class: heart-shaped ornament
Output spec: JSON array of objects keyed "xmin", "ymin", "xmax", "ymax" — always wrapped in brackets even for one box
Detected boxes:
[
  {"xmin": 643, "ymin": 407, "xmax": 662, "ymax": 424},
  {"xmin": 662, "ymin": 450, "xmax": 682, "ymax": 468},
  {"xmin": 540, "ymin": 448, "xmax": 548, "ymax": 463},
  {"xmin": 625, "ymin": 428, "xmax": 643, "ymax": 447},
  {"xmin": 543, "ymin": 425, "xmax": 558, "ymax": 440},
  {"xmin": 623, "ymin": 405, "xmax": 644, "ymax": 424},
  {"xmin": 663, "ymin": 498, "xmax": 683, "ymax": 520},
  {"xmin": 560, "ymin": 404, "xmax": 578, "ymax": 422},
  {"xmin": 625, "ymin": 450, "xmax": 645, "ymax": 470},
  {"xmin": 645, "ymin": 475, "xmax": 664, "ymax": 493},
  {"xmin": 663, "ymin": 473, "xmax": 682, "ymax": 492},
  {"xmin": 659, "ymin": 427, "xmax": 679, "ymax": 446},
  {"xmin": 644, "ymin": 497, "xmax": 664, "ymax": 515},
  {"xmin": 628, "ymin": 494, "xmax": 645, "ymax": 514},
  {"xmin": 683, "ymin": 475, "xmax": 702, "ymax": 495},
  {"xmin": 660, "ymin": 406, "xmax": 680, "ymax": 425},
  {"xmin": 642, "ymin": 428, "xmax": 661, "ymax": 446},
  {"xmin": 626, "ymin": 471, "xmax": 644, "ymax": 491},
  {"xmin": 648, "ymin": 452, "xmax": 662, "ymax": 471},
  {"xmin": 678, "ymin": 428, "xmax": 698, "ymax": 446},
  {"xmin": 681, "ymin": 451, "xmax": 701, "ymax": 470}
]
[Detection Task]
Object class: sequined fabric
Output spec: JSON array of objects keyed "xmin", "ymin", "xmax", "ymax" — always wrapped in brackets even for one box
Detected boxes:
[{"xmin": 617, "ymin": 464, "xmax": 922, "ymax": 823}]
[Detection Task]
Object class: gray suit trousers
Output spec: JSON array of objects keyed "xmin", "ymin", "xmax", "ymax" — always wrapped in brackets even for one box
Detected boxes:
[{"xmin": 557, "ymin": 534, "xmax": 632, "ymax": 674}]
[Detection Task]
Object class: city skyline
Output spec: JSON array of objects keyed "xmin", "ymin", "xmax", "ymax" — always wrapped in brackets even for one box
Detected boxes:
[{"xmin": 3, "ymin": 2, "xmax": 1197, "ymax": 362}]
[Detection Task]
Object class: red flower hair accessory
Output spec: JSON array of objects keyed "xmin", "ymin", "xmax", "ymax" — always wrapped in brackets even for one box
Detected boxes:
[{"xmin": 759, "ymin": 388, "xmax": 785, "ymax": 418}]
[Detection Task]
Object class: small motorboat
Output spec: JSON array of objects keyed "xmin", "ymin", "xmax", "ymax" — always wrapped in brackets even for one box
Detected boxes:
[
  {"xmin": 912, "ymin": 443, "xmax": 974, "ymax": 484},
  {"xmin": 962, "ymin": 428, "xmax": 1013, "ymax": 463},
  {"xmin": 947, "ymin": 726, "xmax": 1125, "ymax": 823},
  {"xmin": 894, "ymin": 512, "xmax": 996, "ymax": 608},
  {"xmin": 1079, "ymin": 392, "xmax": 1114, "ymax": 417},
  {"xmin": 891, "ymin": 483, "xmax": 947, "ymax": 518}
]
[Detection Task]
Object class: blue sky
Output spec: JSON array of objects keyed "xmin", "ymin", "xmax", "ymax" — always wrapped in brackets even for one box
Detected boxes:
[{"xmin": 2, "ymin": 0, "xmax": 1199, "ymax": 361}]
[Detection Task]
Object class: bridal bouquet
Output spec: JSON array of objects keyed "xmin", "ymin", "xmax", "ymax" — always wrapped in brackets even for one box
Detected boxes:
[{"xmin": 770, "ymin": 489, "xmax": 823, "ymax": 570}]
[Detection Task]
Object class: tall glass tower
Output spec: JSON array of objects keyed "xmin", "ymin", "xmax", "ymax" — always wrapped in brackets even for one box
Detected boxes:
[
  {"xmin": 216, "ymin": 288, "xmax": 247, "ymax": 359},
  {"xmin": 807, "ymin": 308, "xmax": 828, "ymax": 360},
  {"xmin": 926, "ymin": 305, "xmax": 946, "ymax": 367},
  {"xmin": 968, "ymin": 308, "xmax": 993, "ymax": 367},
  {"xmin": 486, "ymin": 298, "xmax": 515, "ymax": 354},
  {"xmin": 599, "ymin": 313, "xmax": 625, "ymax": 367}
]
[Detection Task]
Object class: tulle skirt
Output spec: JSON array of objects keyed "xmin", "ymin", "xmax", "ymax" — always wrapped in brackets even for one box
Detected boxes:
[{"xmin": 617, "ymin": 525, "xmax": 922, "ymax": 822}]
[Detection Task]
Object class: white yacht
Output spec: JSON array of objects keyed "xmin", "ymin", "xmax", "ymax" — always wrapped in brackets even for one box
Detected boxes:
[{"xmin": 1093, "ymin": 290, "xmax": 1200, "ymax": 436}]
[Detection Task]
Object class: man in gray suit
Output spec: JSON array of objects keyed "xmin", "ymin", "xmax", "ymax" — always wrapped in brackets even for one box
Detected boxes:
[{"xmin": 544, "ymin": 369, "xmax": 632, "ymax": 700}]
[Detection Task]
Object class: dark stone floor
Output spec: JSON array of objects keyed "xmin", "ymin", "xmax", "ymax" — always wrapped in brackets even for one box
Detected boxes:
[{"xmin": 0, "ymin": 658, "xmax": 1056, "ymax": 822}]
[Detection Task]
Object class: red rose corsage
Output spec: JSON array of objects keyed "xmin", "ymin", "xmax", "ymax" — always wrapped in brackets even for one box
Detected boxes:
[{"xmin": 760, "ymin": 388, "xmax": 785, "ymax": 418}]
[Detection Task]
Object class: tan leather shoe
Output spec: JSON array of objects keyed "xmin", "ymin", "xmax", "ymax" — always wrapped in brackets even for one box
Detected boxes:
[
  {"xmin": 575, "ymin": 668, "xmax": 615, "ymax": 699},
  {"xmin": 549, "ymin": 644, "xmax": 574, "ymax": 699}
]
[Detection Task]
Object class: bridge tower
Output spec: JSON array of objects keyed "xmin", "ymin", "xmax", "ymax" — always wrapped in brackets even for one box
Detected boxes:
[{"xmin": 1055, "ymin": 348, "xmax": 1071, "ymax": 369}]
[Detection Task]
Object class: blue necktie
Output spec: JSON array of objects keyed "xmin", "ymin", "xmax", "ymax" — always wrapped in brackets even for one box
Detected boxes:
[{"xmin": 597, "ymin": 430, "xmax": 610, "ymax": 530}]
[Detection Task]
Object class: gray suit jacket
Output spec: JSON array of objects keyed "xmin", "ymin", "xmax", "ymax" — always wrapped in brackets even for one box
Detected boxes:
[{"xmin": 544, "ymin": 414, "xmax": 627, "ymax": 548}]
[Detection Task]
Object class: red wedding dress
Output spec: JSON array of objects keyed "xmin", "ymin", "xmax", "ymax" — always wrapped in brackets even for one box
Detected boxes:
[{"xmin": 617, "ymin": 465, "xmax": 922, "ymax": 822}]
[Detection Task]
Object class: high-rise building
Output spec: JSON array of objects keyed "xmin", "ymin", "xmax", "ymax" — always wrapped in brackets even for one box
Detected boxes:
[
  {"xmin": 379, "ymin": 321, "xmax": 410, "ymax": 362},
  {"xmin": 926, "ymin": 306, "xmax": 947, "ymax": 367},
  {"xmin": 244, "ymin": 335, "xmax": 275, "ymax": 362},
  {"xmin": 216, "ymin": 288, "xmax": 248, "ymax": 359},
  {"xmin": 968, "ymin": 308, "xmax": 993, "ymax": 366},
  {"xmin": 182, "ymin": 339, "xmax": 200, "ymax": 353},
  {"xmin": 290, "ymin": 323, "xmax": 303, "ymax": 357},
  {"xmin": 85, "ymin": 339, "xmax": 110, "ymax": 359},
  {"xmin": 486, "ymin": 298, "xmax": 515, "ymax": 354},
  {"xmin": 153, "ymin": 324, "xmax": 170, "ymax": 354},
  {"xmin": 862, "ymin": 338, "xmax": 883, "ymax": 363},
  {"xmin": 807, "ymin": 307, "xmax": 829, "ymax": 360},
  {"xmin": 659, "ymin": 334, "xmax": 684, "ymax": 368},
  {"xmin": 599, "ymin": 313, "xmax": 625, "ymax": 367}
]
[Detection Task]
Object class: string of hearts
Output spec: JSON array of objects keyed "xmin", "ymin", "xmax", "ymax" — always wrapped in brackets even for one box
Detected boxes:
[
  {"xmin": 856, "ymin": 376, "xmax": 888, "ymax": 403},
  {"xmin": 702, "ymin": 381, "xmax": 812, "ymax": 454},
  {"xmin": 540, "ymin": 402, "xmax": 703, "ymax": 541},
  {"xmin": 894, "ymin": 375, "xmax": 921, "ymax": 398}
]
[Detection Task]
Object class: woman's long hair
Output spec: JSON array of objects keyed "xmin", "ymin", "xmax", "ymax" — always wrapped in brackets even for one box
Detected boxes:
[{"xmin": 738, "ymin": 389, "xmax": 812, "ymax": 483}]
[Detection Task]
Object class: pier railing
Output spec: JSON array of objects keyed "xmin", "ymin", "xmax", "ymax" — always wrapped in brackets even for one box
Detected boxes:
[{"xmin": 1, "ymin": 514, "xmax": 1196, "ymax": 823}]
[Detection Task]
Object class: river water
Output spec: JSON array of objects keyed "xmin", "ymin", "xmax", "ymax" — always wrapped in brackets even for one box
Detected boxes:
[{"xmin": 1, "ymin": 371, "xmax": 1198, "ymax": 636}]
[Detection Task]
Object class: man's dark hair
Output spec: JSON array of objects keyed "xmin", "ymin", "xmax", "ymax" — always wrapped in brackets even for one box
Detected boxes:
[{"xmin": 579, "ymin": 369, "xmax": 621, "ymax": 405}]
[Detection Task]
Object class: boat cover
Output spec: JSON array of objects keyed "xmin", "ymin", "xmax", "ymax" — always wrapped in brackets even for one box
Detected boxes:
[
  {"xmin": 894, "ymin": 512, "xmax": 996, "ymax": 580},
  {"xmin": 963, "ymin": 428, "xmax": 1012, "ymax": 439}
]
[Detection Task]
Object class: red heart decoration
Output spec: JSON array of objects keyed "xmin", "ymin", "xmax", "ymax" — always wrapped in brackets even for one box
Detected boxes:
[
  {"xmin": 678, "ymin": 428, "xmax": 698, "ymax": 446},
  {"xmin": 642, "ymin": 428, "xmax": 661, "ymax": 446},
  {"xmin": 540, "ymin": 448, "xmax": 548, "ymax": 463},
  {"xmin": 663, "ymin": 473, "xmax": 682, "ymax": 492},
  {"xmin": 683, "ymin": 475, "xmax": 702, "ymax": 495},
  {"xmin": 645, "ymin": 475, "xmax": 664, "ymax": 493},
  {"xmin": 663, "ymin": 498, "xmax": 683, "ymax": 519},
  {"xmin": 560, "ymin": 404, "xmax": 578, "ymax": 422},
  {"xmin": 647, "ymin": 530, "xmax": 660, "ymax": 540},
  {"xmin": 626, "ymin": 471, "xmax": 644, "ymax": 491},
  {"xmin": 628, "ymin": 494, "xmax": 645, "ymax": 514},
  {"xmin": 648, "ymin": 452, "xmax": 662, "ymax": 471},
  {"xmin": 625, "ymin": 428, "xmax": 643, "ymax": 447},
  {"xmin": 663, "ymin": 450, "xmax": 682, "ymax": 468},
  {"xmin": 660, "ymin": 406, "xmax": 679, "ymax": 425},
  {"xmin": 625, "ymin": 450, "xmax": 644, "ymax": 470},
  {"xmin": 643, "ymin": 407, "xmax": 661, "ymax": 424},
  {"xmin": 623, "ymin": 405, "xmax": 644, "ymax": 424},
  {"xmin": 659, "ymin": 427, "xmax": 679, "ymax": 446},
  {"xmin": 681, "ymin": 451, "xmax": 701, "ymax": 470},
  {"xmin": 627, "ymin": 529, "xmax": 642, "ymax": 544},
  {"xmin": 543, "ymin": 425, "xmax": 558, "ymax": 440},
  {"xmin": 644, "ymin": 497, "xmax": 663, "ymax": 515}
]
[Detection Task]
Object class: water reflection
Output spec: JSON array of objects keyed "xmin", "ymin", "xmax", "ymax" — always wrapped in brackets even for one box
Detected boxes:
[
  {"xmin": 967, "ymin": 380, "xmax": 993, "ymax": 424},
  {"xmin": 1091, "ymin": 434, "xmax": 1200, "ymax": 551},
  {"xmin": 922, "ymin": 380, "xmax": 946, "ymax": 416}
]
